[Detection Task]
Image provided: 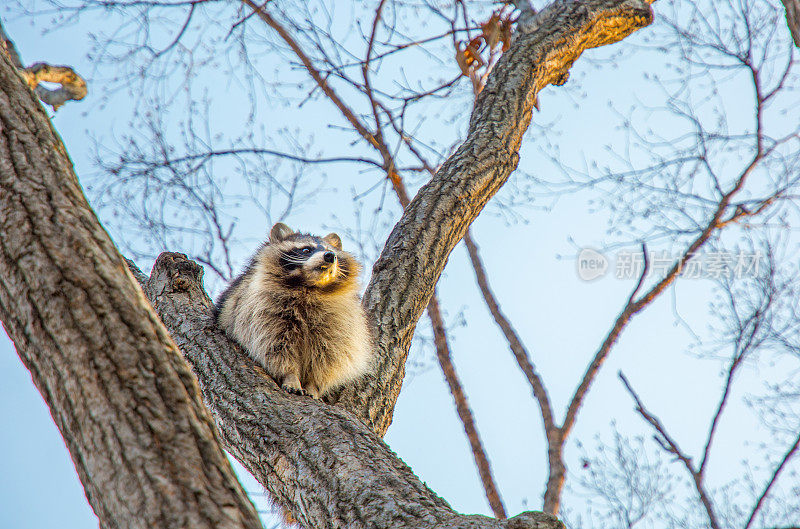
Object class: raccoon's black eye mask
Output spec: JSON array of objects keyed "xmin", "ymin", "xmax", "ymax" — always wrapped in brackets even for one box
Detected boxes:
[{"xmin": 280, "ymin": 245, "xmax": 324, "ymax": 270}]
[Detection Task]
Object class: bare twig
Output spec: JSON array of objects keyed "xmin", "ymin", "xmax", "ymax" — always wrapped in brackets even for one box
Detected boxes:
[
  {"xmin": 427, "ymin": 294, "xmax": 507, "ymax": 519},
  {"xmin": 743, "ymin": 431, "xmax": 800, "ymax": 529},
  {"xmin": 462, "ymin": 231, "xmax": 556, "ymax": 437},
  {"xmin": 619, "ymin": 372, "xmax": 722, "ymax": 529},
  {"xmin": 113, "ymin": 147, "xmax": 384, "ymax": 170}
]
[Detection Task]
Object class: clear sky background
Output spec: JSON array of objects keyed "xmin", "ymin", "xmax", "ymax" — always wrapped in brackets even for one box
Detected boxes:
[{"xmin": 2, "ymin": 1, "xmax": 799, "ymax": 528}]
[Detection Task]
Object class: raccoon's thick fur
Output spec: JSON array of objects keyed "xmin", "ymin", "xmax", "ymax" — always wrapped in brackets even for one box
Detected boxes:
[{"xmin": 215, "ymin": 222, "xmax": 373, "ymax": 398}]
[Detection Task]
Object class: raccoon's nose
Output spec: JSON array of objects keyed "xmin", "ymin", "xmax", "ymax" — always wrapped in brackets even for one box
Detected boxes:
[{"xmin": 323, "ymin": 251, "xmax": 336, "ymax": 263}]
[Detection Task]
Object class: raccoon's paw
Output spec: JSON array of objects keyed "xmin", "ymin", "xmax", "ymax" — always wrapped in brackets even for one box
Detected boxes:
[
  {"xmin": 304, "ymin": 383, "xmax": 320, "ymax": 400},
  {"xmin": 280, "ymin": 374, "xmax": 307, "ymax": 396},
  {"xmin": 283, "ymin": 385, "xmax": 308, "ymax": 397}
]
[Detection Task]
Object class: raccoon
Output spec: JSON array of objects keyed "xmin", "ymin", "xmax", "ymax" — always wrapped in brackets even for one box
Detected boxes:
[{"xmin": 215, "ymin": 222, "xmax": 373, "ymax": 398}]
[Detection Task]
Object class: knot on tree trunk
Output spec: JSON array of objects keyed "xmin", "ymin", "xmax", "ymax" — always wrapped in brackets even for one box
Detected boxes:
[{"xmin": 146, "ymin": 252, "xmax": 208, "ymax": 300}]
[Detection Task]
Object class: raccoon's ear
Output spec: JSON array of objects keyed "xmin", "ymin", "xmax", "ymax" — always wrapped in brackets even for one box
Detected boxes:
[
  {"xmin": 323, "ymin": 233, "xmax": 342, "ymax": 250},
  {"xmin": 270, "ymin": 222, "xmax": 294, "ymax": 243}
]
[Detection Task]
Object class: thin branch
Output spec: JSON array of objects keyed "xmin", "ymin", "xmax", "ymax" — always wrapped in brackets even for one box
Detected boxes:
[
  {"xmin": 114, "ymin": 147, "xmax": 384, "ymax": 170},
  {"xmin": 462, "ymin": 231, "xmax": 556, "ymax": 437},
  {"xmin": 427, "ymin": 294, "xmax": 507, "ymax": 519},
  {"xmin": 743, "ymin": 431, "xmax": 800, "ymax": 529},
  {"xmin": 619, "ymin": 372, "xmax": 721, "ymax": 529}
]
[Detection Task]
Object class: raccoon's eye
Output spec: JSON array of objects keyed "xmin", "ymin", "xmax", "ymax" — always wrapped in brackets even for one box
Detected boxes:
[{"xmin": 300, "ymin": 247, "xmax": 313, "ymax": 256}]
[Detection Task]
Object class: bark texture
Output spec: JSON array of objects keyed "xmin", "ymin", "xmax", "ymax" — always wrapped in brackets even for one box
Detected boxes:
[
  {"xmin": 335, "ymin": 0, "xmax": 655, "ymax": 435},
  {"xmin": 0, "ymin": 49, "xmax": 261, "ymax": 529},
  {"xmin": 135, "ymin": 252, "xmax": 564, "ymax": 529},
  {"xmin": 781, "ymin": 0, "xmax": 800, "ymax": 47}
]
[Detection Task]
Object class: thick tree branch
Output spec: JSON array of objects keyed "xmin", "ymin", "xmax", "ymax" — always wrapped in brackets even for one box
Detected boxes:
[
  {"xmin": 336, "ymin": 0, "xmax": 655, "ymax": 435},
  {"xmin": 136, "ymin": 253, "xmax": 563, "ymax": 529},
  {"xmin": 0, "ymin": 48, "xmax": 261, "ymax": 529}
]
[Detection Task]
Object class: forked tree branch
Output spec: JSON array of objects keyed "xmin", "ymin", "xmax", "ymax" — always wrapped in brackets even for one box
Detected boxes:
[
  {"xmin": 137, "ymin": 252, "xmax": 560, "ymax": 529},
  {"xmin": 0, "ymin": 31, "xmax": 564, "ymax": 527},
  {"xmin": 0, "ymin": 1, "xmax": 656, "ymax": 526}
]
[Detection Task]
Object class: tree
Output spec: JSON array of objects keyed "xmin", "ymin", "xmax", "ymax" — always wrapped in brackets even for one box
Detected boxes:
[
  {"xmin": 0, "ymin": 1, "xmax": 653, "ymax": 527},
  {"xmin": 1, "ymin": 0, "xmax": 799, "ymax": 528}
]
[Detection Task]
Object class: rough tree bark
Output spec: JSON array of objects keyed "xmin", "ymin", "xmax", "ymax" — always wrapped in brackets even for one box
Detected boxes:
[
  {"xmin": 0, "ymin": 0, "xmax": 654, "ymax": 527},
  {"xmin": 781, "ymin": 0, "xmax": 800, "ymax": 47},
  {"xmin": 133, "ymin": 252, "xmax": 562, "ymax": 529},
  {"xmin": 0, "ymin": 50, "xmax": 261, "ymax": 529}
]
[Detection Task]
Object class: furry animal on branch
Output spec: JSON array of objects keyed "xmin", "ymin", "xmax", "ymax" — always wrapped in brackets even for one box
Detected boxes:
[{"xmin": 215, "ymin": 222, "xmax": 373, "ymax": 398}]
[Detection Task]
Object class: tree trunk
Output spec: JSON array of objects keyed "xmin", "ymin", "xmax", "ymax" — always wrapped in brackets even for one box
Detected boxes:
[{"xmin": 0, "ymin": 50, "xmax": 262, "ymax": 529}]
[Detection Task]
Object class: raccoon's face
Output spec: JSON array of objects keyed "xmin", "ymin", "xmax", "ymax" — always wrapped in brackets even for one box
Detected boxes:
[
  {"xmin": 267, "ymin": 223, "xmax": 354, "ymax": 290},
  {"xmin": 278, "ymin": 240, "xmax": 340, "ymax": 286}
]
